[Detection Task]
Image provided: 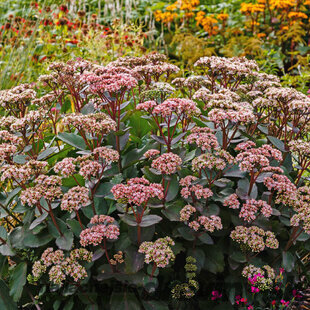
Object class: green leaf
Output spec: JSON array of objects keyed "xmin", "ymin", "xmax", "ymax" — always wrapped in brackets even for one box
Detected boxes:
[
  {"xmin": 62, "ymin": 284, "xmax": 78, "ymax": 297},
  {"xmin": 67, "ymin": 219, "xmax": 82, "ymax": 237},
  {"xmin": 13, "ymin": 155, "xmax": 27, "ymax": 164},
  {"xmin": 177, "ymin": 226, "xmax": 195, "ymax": 241},
  {"xmin": 0, "ymin": 226, "xmax": 7, "ymax": 240},
  {"xmin": 165, "ymin": 175, "xmax": 179, "ymax": 202},
  {"xmin": 109, "ymin": 292, "xmax": 140, "ymax": 310},
  {"xmin": 63, "ymin": 299, "xmax": 74, "ymax": 310},
  {"xmin": 124, "ymin": 249, "xmax": 144, "ymax": 273},
  {"xmin": 23, "ymin": 230, "xmax": 53, "ymax": 248},
  {"xmin": 267, "ymin": 136, "xmax": 286, "ymax": 152},
  {"xmin": 0, "ymin": 280, "xmax": 17, "ymax": 310},
  {"xmin": 94, "ymin": 182, "xmax": 114, "ymax": 198},
  {"xmin": 37, "ymin": 147, "xmax": 58, "ymax": 160},
  {"xmin": 58, "ymin": 132, "xmax": 86, "ymax": 150},
  {"xmin": 198, "ymin": 233, "xmax": 214, "ymax": 245},
  {"xmin": 9, "ymin": 262, "xmax": 27, "ymax": 302},
  {"xmin": 282, "ymin": 251, "xmax": 295, "ymax": 272},
  {"xmin": 62, "ymin": 174, "xmax": 85, "ymax": 187},
  {"xmin": 56, "ymin": 231, "xmax": 74, "ymax": 251},
  {"xmin": 161, "ymin": 202, "xmax": 183, "ymax": 221},
  {"xmin": 188, "ymin": 248, "xmax": 205, "ymax": 271},
  {"xmin": 142, "ymin": 300, "xmax": 169, "ymax": 310},
  {"xmin": 230, "ymin": 251, "xmax": 246, "ymax": 263},
  {"xmin": 29, "ymin": 212, "xmax": 48, "ymax": 230},
  {"xmin": 204, "ymin": 245, "xmax": 224, "ymax": 274},
  {"xmin": 0, "ymin": 244, "xmax": 15, "ymax": 256},
  {"xmin": 213, "ymin": 303, "xmax": 234, "ymax": 310},
  {"xmin": 140, "ymin": 215, "xmax": 162, "ymax": 227},
  {"xmin": 119, "ymin": 214, "xmax": 137, "ymax": 226}
]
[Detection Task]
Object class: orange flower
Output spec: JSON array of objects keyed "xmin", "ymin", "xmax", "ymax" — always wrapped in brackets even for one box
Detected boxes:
[
  {"xmin": 257, "ymin": 33, "xmax": 266, "ymax": 38},
  {"xmin": 217, "ymin": 13, "xmax": 229, "ymax": 21},
  {"xmin": 269, "ymin": 0, "xmax": 295, "ymax": 10},
  {"xmin": 288, "ymin": 11, "xmax": 308, "ymax": 19},
  {"xmin": 240, "ymin": 3, "xmax": 265, "ymax": 15}
]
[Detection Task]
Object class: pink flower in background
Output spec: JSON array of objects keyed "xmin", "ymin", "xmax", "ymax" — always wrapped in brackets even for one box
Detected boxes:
[
  {"xmin": 211, "ymin": 290, "xmax": 222, "ymax": 300},
  {"xmin": 280, "ymin": 299, "xmax": 289, "ymax": 307},
  {"xmin": 251, "ymin": 286, "xmax": 260, "ymax": 293}
]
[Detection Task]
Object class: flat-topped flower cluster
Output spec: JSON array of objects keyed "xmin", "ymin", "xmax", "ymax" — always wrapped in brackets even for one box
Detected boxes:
[{"xmin": 0, "ymin": 54, "xmax": 308, "ymax": 308}]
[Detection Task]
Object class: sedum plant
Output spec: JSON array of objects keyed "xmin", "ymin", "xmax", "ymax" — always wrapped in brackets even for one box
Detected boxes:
[{"xmin": 0, "ymin": 53, "xmax": 309, "ymax": 309}]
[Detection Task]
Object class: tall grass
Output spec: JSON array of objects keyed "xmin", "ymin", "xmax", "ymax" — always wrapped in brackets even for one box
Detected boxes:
[{"xmin": 0, "ymin": 2, "xmax": 48, "ymax": 89}]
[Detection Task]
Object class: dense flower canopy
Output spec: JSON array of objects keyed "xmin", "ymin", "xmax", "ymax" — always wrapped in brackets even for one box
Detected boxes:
[{"xmin": 0, "ymin": 52, "xmax": 309, "ymax": 309}]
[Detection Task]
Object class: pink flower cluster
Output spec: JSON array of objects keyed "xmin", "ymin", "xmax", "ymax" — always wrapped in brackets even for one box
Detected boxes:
[
  {"xmin": 179, "ymin": 205, "xmax": 222, "ymax": 232},
  {"xmin": 263, "ymin": 173, "xmax": 297, "ymax": 205},
  {"xmin": 239, "ymin": 199, "xmax": 272, "ymax": 222},
  {"xmin": 194, "ymin": 56, "xmax": 259, "ymax": 77},
  {"xmin": 63, "ymin": 113, "xmax": 116, "ymax": 135},
  {"xmin": 192, "ymin": 150, "xmax": 234, "ymax": 172},
  {"xmin": 172, "ymin": 75, "xmax": 211, "ymax": 96},
  {"xmin": 0, "ymin": 130, "xmax": 22, "ymax": 144},
  {"xmin": 10, "ymin": 110, "xmax": 46, "ymax": 131},
  {"xmin": 144, "ymin": 149, "xmax": 160, "ymax": 159},
  {"xmin": 31, "ymin": 248, "xmax": 92, "ymax": 286},
  {"xmin": 223, "ymin": 193, "xmax": 240, "ymax": 209},
  {"xmin": 111, "ymin": 177, "xmax": 164, "ymax": 206},
  {"xmin": 136, "ymin": 100, "xmax": 156, "ymax": 113},
  {"xmin": 242, "ymin": 264, "xmax": 275, "ymax": 290},
  {"xmin": 20, "ymin": 175, "xmax": 62, "ymax": 206},
  {"xmin": 79, "ymin": 160, "xmax": 102, "ymax": 179},
  {"xmin": 80, "ymin": 215, "xmax": 120, "ymax": 246},
  {"xmin": 179, "ymin": 205, "xmax": 196, "ymax": 222},
  {"xmin": 290, "ymin": 186, "xmax": 310, "ymax": 234},
  {"xmin": 230, "ymin": 226, "xmax": 279, "ymax": 252},
  {"xmin": 60, "ymin": 186, "xmax": 90, "ymax": 212},
  {"xmin": 137, "ymin": 98, "xmax": 200, "ymax": 118},
  {"xmin": 1, "ymin": 160, "xmax": 47, "ymax": 183},
  {"xmin": 235, "ymin": 142, "xmax": 282, "ymax": 172},
  {"xmin": 198, "ymin": 215, "xmax": 223, "ymax": 232},
  {"xmin": 0, "ymin": 143, "xmax": 17, "ymax": 162},
  {"xmin": 82, "ymin": 69, "xmax": 137, "ymax": 93},
  {"xmin": 186, "ymin": 127, "xmax": 219, "ymax": 151},
  {"xmin": 0, "ymin": 83, "xmax": 36, "ymax": 109},
  {"xmin": 208, "ymin": 107, "xmax": 255, "ymax": 124},
  {"xmin": 289, "ymin": 139, "xmax": 310, "ymax": 156},
  {"xmin": 54, "ymin": 157, "xmax": 76, "ymax": 177},
  {"xmin": 93, "ymin": 146, "xmax": 119, "ymax": 163},
  {"xmin": 180, "ymin": 175, "xmax": 213, "ymax": 200},
  {"xmin": 151, "ymin": 152, "xmax": 182, "ymax": 175},
  {"xmin": 138, "ymin": 237, "xmax": 175, "ymax": 268}
]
